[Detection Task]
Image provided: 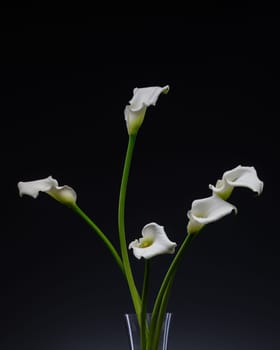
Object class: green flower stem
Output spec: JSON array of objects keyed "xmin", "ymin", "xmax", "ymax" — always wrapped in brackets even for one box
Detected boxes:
[
  {"xmin": 149, "ymin": 232, "xmax": 197, "ymax": 348},
  {"xmin": 71, "ymin": 203, "xmax": 124, "ymax": 274},
  {"xmin": 149, "ymin": 275, "xmax": 174, "ymax": 350},
  {"xmin": 118, "ymin": 134, "xmax": 142, "ymax": 320},
  {"xmin": 140, "ymin": 260, "xmax": 150, "ymax": 350}
]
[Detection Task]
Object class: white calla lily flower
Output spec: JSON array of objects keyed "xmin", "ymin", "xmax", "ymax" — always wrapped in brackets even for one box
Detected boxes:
[
  {"xmin": 17, "ymin": 176, "xmax": 77, "ymax": 206},
  {"xmin": 124, "ymin": 85, "xmax": 169, "ymax": 135},
  {"xmin": 209, "ymin": 165, "xmax": 264, "ymax": 200},
  {"xmin": 187, "ymin": 195, "xmax": 237, "ymax": 234},
  {"xmin": 129, "ymin": 222, "xmax": 177, "ymax": 260}
]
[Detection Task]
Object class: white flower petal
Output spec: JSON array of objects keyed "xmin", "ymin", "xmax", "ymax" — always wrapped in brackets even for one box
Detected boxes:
[
  {"xmin": 124, "ymin": 105, "xmax": 146, "ymax": 136},
  {"xmin": 129, "ymin": 222, "xmax": 177, "ymax": 260},
  {"xmin": 224, "ymin": 165, "xmax": 264, "ymax": 194},
  {"xmin": 17, "ymin": 176, "xmax": 77, "ymax": 206},
  {"xmin": 187, "ymin": 195, "xmax": 237, "ymax": 234},
  {"xmin": 209, "ymin": 165, "xmax": 264, "ymax": 200},
  {"xmin": 48, "ymin": 185, "xmax": 77, "ymax": 205},
  {"xmin": 129, "ymin": 86, "xmax": 170, "ymax": 111},
  {"xmin": 125, "ymin": 85, "xmax": 169, "ymax": 135},
  {"xmin": 18, "ymin": 176, "xmax": 58, "ymax": 198}
]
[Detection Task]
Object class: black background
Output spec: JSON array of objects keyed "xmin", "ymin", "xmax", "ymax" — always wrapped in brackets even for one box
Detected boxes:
[{"xmin": 1, "ymin": 8, "xmax": 279, "ymax": 350}]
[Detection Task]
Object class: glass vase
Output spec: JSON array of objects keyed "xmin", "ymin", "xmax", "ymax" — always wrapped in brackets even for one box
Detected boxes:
[{"xmin": 124, "ymin": 312, "xmax": 172, "ymax": 350}]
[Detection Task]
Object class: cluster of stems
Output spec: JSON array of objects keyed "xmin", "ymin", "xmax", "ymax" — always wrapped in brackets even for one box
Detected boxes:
[{"xmin": 71, "ymin": 134, "xmax": 197, "ymax": 350}]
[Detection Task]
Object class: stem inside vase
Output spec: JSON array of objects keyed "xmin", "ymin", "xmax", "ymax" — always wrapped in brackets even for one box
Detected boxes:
[{"xmin": 124, "ymin": 312, "xmax": 172, "ymax": 350}]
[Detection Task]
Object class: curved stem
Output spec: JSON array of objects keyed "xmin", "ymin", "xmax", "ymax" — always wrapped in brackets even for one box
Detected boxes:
[
  {"xmin": 118, "ymin": 134, "xmax": 141, "ymax": 319},
  {"xmin": 71, "ymin": 203, "xmax": 124, "ymax": 274}
]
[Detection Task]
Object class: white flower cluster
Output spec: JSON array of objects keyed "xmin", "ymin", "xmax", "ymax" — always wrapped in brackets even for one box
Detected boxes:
[{"xmin": 17, "ymin": 87, "xmax": 263, "ymax": 262}]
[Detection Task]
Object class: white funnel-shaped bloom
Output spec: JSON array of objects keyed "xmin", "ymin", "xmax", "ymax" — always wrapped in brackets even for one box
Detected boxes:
[
  {"xmin": 187, "ymin": 195, "xmax": 237, "ymax": 234},
  {"xmin": 209, "ymin": 165, "xmax": 264, "ymax": 200},
  {"xmin": 124, "ymin": 85, "xmax": 169, "ymax": 135},
  {"xmin": 18, "ymin": 176, "xmax": 77, "ymax": 206},
  {"xmin": 129, "ymin": 222, "xmax": 177, "ymax": 259}
]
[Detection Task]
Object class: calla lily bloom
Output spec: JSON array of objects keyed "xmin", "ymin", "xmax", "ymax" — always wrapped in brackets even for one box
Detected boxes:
[
  {"xmin": 124, "ymin": 85, "xmax": 169, "ymax": 135},
  {"xmin": 17, "ymin": 176, "xmax": 77, "ymax": 206},
  {"xmin": 129, "ymin": 222, "xmax": 177, "ymax": 260},
  {"xmin": 187, "ymin": 195, "xmax": 237, "ymax": 234},
  {"xmin": 209, "ymin": 165, "xmax": 264, "ymax": 200}
]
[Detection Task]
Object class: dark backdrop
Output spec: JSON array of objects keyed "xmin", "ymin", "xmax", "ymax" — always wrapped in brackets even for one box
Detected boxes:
[{"xmin": 1, "ymin": 10, "xmax": 279, "ymax": 350}]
